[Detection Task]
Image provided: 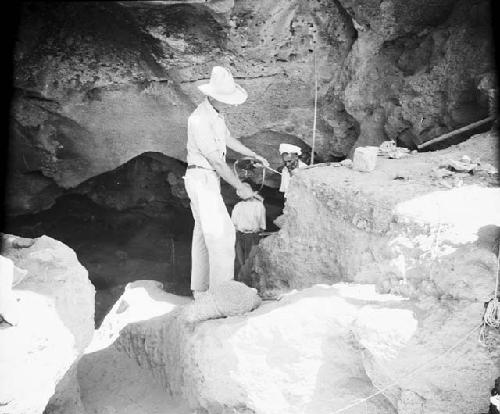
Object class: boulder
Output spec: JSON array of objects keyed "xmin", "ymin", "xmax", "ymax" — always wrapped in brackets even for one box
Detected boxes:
[
  {"xmin": 0, "ymin": 256, "xmax": 19, "ymax": 325},
  {"xmin": 97, "ymin": 281, "xmax": 396, "ymax": 413},
  {"xmin": 0, "ymin": 234, "xmax": 95, "ymax": 414},
  {"xmin": 353, "ymin": 146, "xmax": 379, "ymax": 172},
  {"xmin": 95, "ymin": 280, "xmax": 499, "ymax": 414}
]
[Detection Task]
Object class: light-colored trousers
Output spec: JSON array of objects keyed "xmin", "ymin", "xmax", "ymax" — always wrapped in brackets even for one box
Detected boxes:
[{"xmin": 183, "ymin": 169, "xmax": 236, "ymax": 292}]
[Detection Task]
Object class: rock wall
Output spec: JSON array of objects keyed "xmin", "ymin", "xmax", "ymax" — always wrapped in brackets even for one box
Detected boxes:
[
  {"xmin": 338, "ymin": 0, "xmax": 495, "ymax": 150},
  {"xmin": 0, "ymin": 234, "xmax": 95, "ymax": 414},
  {"xmin": 8, "ymin": 0, "xmax": 495, "ymax": 215},
  {"xmin": 253, "ymin": 131, "xmax": 499, "ymax": 294},
  {"xmin": 243, "ymin": 130, "xmax": 500, "ymax": 411}
]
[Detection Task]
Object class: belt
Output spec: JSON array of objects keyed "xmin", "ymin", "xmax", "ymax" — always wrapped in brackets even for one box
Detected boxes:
[{"xmin": 187, "ymin": 165, "xmax": 216, "ymax": 172}]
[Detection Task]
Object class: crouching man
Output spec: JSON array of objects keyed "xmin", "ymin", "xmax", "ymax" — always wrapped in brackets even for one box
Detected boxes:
[{"xmin": 184, "ymin": 66, "xmax": 269, "ymax": 299}]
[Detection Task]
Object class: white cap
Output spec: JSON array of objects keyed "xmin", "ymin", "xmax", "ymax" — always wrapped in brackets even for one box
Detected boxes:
[{"xmin": 279, "ymin": 143, "xmax": 302, "ymax": 155}]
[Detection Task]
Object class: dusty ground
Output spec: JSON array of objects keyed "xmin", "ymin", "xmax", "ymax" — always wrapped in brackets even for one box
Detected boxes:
[
  {"xmin": 78, "ymin": 346, "xmax": 191, "ymax": 414},
  {"xmin": 77, "ymin": 281, "xmax": 192, "ymax": 414},
  {"xmin": 300, "ymin": 130, "xmax": 498, "ymax": 207}
]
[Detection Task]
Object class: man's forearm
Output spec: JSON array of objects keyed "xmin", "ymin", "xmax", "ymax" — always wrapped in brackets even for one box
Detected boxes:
[
  {"xmin": 209, "ymin": 157, "xmax": 244, "ymax": 190},
  {"xmin": 226, "ymin": 136, "xmax": 257, "ymax": 158}
]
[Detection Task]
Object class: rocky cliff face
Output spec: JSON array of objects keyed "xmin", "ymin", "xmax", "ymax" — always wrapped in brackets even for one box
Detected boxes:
[{"xmin": 8, "ymin": 0, "xmax": 495, "ymax": 215}]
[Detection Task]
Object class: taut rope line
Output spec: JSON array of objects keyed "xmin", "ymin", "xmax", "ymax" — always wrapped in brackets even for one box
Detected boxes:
[{"xmin": 330, "ymin": 324, "xmax": 482, "ymax": 413}]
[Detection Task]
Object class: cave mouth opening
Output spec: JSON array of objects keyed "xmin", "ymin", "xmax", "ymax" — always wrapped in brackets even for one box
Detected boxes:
[
  {"xmin": 5, "ymin": 152, "xmax": 196, "ymax": 326},
  {"xmin": 5, "ymin": 152, "xmax": 285, "ymax": 326},
  {"xmin": 6, "ymin": 191, "xmax": 194, "ymax": 326}
]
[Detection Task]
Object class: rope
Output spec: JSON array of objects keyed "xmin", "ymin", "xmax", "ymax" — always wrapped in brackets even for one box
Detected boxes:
[
  {"xmin": 233, "ymin": 157, "xmax": 274, "ymax": 193},
  {"xmin": 311, "ymin": 45, "xmax": 318, "ymax": 166},
  {"xmin": 330, "ymin": 239, "xmax": 498, "ymax": 412},
  {"xmin": 330, "ymin": 324, "xmax": 482, "ymax": 414}
]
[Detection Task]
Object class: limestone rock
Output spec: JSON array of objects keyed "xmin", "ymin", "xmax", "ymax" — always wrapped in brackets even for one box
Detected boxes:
[
  {"xmin": 98, "ymin": 280, "xmax": 498, "ymax": 413},
  {"xmin": 251, "ymin": 131, "xmax": 499, "ymax": 295},
  {"xmin": 353, "ymin": 146, "xmax": 379, "ymax": 172},
  {"xmin": 241, "ymin": 130, "xmax": 500, "ymax": 412},
  {"xmin": 337, "ymin": 0, "xmax": 457, "ymax": 41},
  {"xmin": 353, "ymin": 300, "xmax": 499, "ymax": 414},
  {"xmin": 0, "ymin": 234, "xmax": 95, "ymax": 414},
  {"xmin": 100, "ymin": 281, "xmax": 396, "ymax": 413},
  {"xmin": 340, "ymin": 0, "xmax": 493, "ymax": 149},
  {"xmin": 78, "ymin": 280, "xmax": 192, "ymax": 413}
]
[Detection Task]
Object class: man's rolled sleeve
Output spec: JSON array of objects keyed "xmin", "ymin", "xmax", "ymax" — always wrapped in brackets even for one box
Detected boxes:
[{"xmin": 189, "ymin": 117, "xmax": 218, "ymax": 158}]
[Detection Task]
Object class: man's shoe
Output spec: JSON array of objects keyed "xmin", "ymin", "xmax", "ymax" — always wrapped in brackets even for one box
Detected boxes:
[{"xmin": 192, "ymin": 290, "xmax": 208, "ymax": 300}]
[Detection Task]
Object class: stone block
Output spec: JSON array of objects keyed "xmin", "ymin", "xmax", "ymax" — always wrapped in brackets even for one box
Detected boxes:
[{"xmin": 353, "ymin": 146, "xmax": 379, "ymax": 172}]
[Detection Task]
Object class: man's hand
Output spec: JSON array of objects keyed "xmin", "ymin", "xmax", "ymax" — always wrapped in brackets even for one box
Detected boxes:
[
  {"xmin": 226, "ymin": 136, "xmax": 271, "ymax": 168},
  {"xmin": 253, "ymin": 154, "xmax": 270, "ymax": 168},
  {"xmin": 236, "ymin": 182, "xmax": 255, "ymax": 200}
]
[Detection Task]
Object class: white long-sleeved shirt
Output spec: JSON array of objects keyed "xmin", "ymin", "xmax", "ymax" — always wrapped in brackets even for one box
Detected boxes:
[{"xmin": 186, "ymin": 98, "xmax": 229, "ymax": 169}]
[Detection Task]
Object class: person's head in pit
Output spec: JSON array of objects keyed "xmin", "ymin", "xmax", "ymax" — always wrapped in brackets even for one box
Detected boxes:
[
  {"xmin": 281, "ymin": 152, "xmax": 301, "ymax": 171},
  {"xmin": 279, "ymin": 144, "xmax": 303, "ymax": 172}
]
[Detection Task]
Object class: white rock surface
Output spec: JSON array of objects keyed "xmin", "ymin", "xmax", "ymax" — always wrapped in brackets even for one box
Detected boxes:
[
  {"xmin": 0, "ymin": 256, "xmax": 18, "ymax": 325},
  {"xmin": 79, "ymin": 280, "xmax": 192, "ymax": 414},
  {"xmin": 100, "ymin": 281, "xmax": 500, "ymax": 414},
  {"xmin": 353, "ymin": 300, "xmax": 499, "ymax": 414},
  {"xmin": 98, "ymin": 280, "xmax": 499, "ymax": 414},
  {"xmin": 353, "ymin": 146, "xmax": 379, "ymax": 172},
  {"xmin": 0, "ymin": 234, "xmax": 95, "ymax": 414}
]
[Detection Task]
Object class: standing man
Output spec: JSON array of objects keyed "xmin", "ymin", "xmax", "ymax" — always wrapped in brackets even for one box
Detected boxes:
[{"xmin": 184, "ymin": 66, "xmax": 269, "ymax": 299}]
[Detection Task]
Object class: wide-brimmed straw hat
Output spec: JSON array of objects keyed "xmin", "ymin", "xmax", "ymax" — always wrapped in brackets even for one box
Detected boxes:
[{"xmin": 198, "ymin": 66, "xmax": 248, "ymax": 105}]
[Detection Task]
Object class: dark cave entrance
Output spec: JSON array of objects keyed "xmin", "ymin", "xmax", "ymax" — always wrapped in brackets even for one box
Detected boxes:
[
  {"xmin": 5, "ymin": 153, "xmax": 195, "ymax": 325},
  {"xmin": 5, "ymin": 152, "xmax": 285, "ymax": 326}
]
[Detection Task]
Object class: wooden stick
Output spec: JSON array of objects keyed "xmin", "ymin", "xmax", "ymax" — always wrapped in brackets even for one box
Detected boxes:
[
  {"xmin": 311, "ymin": 47, "xmax": 318, "ymax": 165},
  {"xmin": 417, "ymin": 116, "xmax": 494, "ymax": 149}
]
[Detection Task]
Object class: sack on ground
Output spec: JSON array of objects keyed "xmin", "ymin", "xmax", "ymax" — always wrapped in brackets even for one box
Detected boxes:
[{"xmin": 184, "ymin": 280, "xmax": 262, "ymax": 323}]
